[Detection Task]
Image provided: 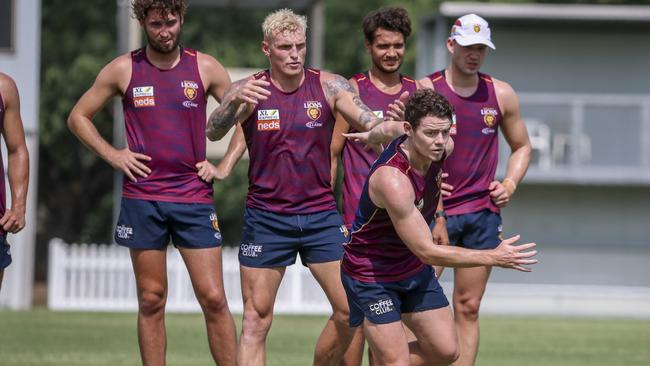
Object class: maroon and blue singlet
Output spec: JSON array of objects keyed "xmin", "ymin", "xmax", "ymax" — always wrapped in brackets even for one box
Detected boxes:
[
  {"xmin": 241, "ymin": 68, "xmax": 337, "ymax": 214},
  {"xmin": 340, "ymin": 73, "xmax": 417, "ymax": 227},
  {"xmin": 428, "ymin": 70, "xmax": 502, "ymax": 216},
  {"xmin": 121, "ymin": 47, "xmax": 212, "ymax": 204},
  {"xmin": 342, "ymin": 135, "xmax": 444, "ymax": 282}
]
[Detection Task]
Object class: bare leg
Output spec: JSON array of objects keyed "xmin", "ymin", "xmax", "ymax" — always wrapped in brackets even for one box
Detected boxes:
[
  {"xmin": 363, "ymin": 320, "xmax": 410, "ymax": 366},
  {"xmin": 238, "ymin": 265, "xmax": 285, "ymax": 366},
  {"xmin": 130, "ymin": 248, "xmax": 168, "ymax": 366},
  {"xmin": 339, "ymin": 327, "xmax": 364, "ymax": 366},
  {"xmin": 309, "ymin": 260, "xmax": 357, "ymax": 366},
  {"xmin": 402, "ymin": 307, "xmax": 459, "ymax": 366},
  {"xmin": 179, "ymin": 247, "xmax": 237, "ymax": 366},
  {"xmin": 452, "ymin": 266, "xmax": 492, "ymax": 366}
]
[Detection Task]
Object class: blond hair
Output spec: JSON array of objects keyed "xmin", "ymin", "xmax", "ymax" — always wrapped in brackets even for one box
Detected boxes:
[{"xmin": 262, "ymin": 9, "xmax": 308, "ymax": 41}]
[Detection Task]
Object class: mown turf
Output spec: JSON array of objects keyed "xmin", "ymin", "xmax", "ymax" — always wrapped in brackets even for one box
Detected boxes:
[{"xmin": 0, "ymin": 310, "xmax": 648, "ymax": 365}]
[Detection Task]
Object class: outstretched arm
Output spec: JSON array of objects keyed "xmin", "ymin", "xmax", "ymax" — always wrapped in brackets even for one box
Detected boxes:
[
  {"xmin": 206, "ymin": 76, "xmax": 270, "ymax": 141},
  {"xmin": 370, "ymin": 166, "xmax": 537, "ymax": 271},
  {"xmin": 0, "ymin": 74, "xmax": 29, "ymax": 233}
]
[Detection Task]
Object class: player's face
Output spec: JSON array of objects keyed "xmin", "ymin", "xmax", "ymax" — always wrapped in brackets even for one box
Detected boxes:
[
  {"xmin": 366, "ymin": 28, "xmax": 405, "ymax": 74},
  {"xmin": 411, "ymin": 115, "xmax": 451, "ymax": 162},
  {"xmin": 142, "ymin": 10, "xmax": 183, "ymax": 54},
  {"xmin": 263, "ymin": 30, "xmax": 307, "ymax": 78},
  {"xmin": 448, "ymin": 39, "xmax": 487, "ymax": 75}
]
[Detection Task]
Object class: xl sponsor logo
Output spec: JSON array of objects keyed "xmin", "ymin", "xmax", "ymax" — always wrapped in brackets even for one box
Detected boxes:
[
  {"xmin": 240, "ymin": 243, "xmax": 263, "ymax": 258},
  {"xmin": 373, "ymin": 110, "xmax": 384, "ymax": 119},
  {"xmin": 368, "ymin": 298, "xmax": 395, "ymax": 315},
  {"xmin": 116, "ymin": 225, "xmax": 134, "ymax": 240},
  {"xmin": 133, "ymin": 86, "xmax": 154, "ymax": 97},
  {"xmin": 257, "ymin": 109, "xmax": 281, "ymax": 131}
]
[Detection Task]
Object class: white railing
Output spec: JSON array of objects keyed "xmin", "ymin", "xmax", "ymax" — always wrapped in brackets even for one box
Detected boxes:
[{"xmin": 48, "ymin": 239, "xmax": 650, "ymax": 318}]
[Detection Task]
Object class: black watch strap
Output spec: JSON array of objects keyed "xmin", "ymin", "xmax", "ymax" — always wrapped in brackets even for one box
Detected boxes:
[{"xmin": 434, "ymin": 210, "xmax": 447, "ymax": 220}]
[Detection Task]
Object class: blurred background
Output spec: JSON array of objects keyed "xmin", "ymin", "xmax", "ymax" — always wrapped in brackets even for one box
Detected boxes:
[{"xmin": 0, "ymin": 0, "xmax": 649, "ymax": 318}]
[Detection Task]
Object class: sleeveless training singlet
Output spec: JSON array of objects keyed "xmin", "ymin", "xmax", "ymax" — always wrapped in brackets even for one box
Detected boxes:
[
  {"xmin": 241, "ymin": 68, "xmax": 337, "ymax": 215},
  {"xmin": 122, "ymin": 47, "xmax": 212, "ymax": 204},
  {"xmin": 342, "ymin": 135, "xmax": 444, "ymax": 282},
  {"xmin": 341, "ymin": 73, "xmax": 417, "ymax": 227},
  {"xmin": 429, "ymin": 70, "xmax": 502, "ymax": 215}
]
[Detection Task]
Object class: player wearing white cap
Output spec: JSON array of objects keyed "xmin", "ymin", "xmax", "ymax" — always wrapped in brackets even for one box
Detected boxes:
[{"xmin": 419, "ymin": 14, "xmax": 532, "ymax": 366}]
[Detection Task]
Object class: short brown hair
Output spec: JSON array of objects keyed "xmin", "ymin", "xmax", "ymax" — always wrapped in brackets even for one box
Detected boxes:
[
  {"xmin": 362, "ymin": 7, "xmax": 411, "ymax": 44},
  {"xmin": 405, "ymin": 89, "xmax": 454, "ymax": 130},
  {"xmin": 131, "ymin": 0, "xmax": 187, "ymax": 22}
]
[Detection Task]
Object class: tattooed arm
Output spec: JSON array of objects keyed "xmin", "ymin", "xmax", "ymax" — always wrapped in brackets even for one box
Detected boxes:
[
  {"xmin": 321, "ymin": 72, "xmax": 383, "ymax": 132},
  {"xmin": 206, "ymin": 76, "xmax": 271, "ymax": 141}
]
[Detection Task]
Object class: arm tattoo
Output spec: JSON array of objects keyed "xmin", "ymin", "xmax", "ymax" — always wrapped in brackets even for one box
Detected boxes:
[
  {"xmin": 206, "ymin": 80, "xmax": 247, "ymax": 140},
  {"xmin": 359, "ymin": 111, "xmax": 376, "ymax": 127},
  {"xmin": 324, "ymin": 75, "xmax": 356, "ymax": 100},
  {"xmin": 352, "ymin": 95, "xmax": 373, "ymax": 113}
]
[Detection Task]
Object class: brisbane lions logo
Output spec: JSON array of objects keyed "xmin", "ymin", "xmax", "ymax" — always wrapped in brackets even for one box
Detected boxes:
[
  {"xmin": 304, "ymin": 101, "xmax": 322, "ymax": 121},
  {"xmin": 181, "ymin": 80, "xmax": 199, "ymax": 101},
  {"xmin": 474, "ymin": 24, "xmax": 481, "ymax": 33},
  {"xmin": 481, "ymin": 107, "xmax": 499, "ymax": 127}
]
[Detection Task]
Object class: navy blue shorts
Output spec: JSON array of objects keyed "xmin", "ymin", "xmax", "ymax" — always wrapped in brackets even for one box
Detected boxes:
[
  {"xmin": 239, "ymin": 207, "xmax": 348, "ymax": 268},
  {"xmin": 440, "ymin": 209, "xmax": 503, "ymax": 250},
  {"xmin": 0, "ymin": 235, "xmax": 10, "ymax": 270},
  {"xmin": 114, "ymin": 198, "xmax": 222, "ymax": 249},
  {"xmin": 342, "ymin": 266, "xmax": 449, "ymax": 327}
]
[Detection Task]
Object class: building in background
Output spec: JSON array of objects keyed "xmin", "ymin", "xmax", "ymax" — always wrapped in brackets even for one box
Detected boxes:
[{"xmin": 416, "ymin": 2, "xmax": 650, "ymax": 293}]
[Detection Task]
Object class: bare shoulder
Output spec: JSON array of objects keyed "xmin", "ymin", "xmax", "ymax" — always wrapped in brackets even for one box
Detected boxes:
[
  {"xmin": 492, "ymin": 77, "xmax": 517, "ymax": 100},
  {"xmin": 197, "ymin": 51, "xmax": 227, "ymax": 75},
  {"xmin": 0, "ymin": 72, "xmax": 18, "ymax": 96},
  {"xmin": 321, "ymin": 71, "xmax": 356, "ymax": 94},
  {"xmin": 369, "ymin": 166, "xmax": 415, "ymax": 209},
  {"xmin": 97, "ymin": 53, "xmax": 132, "ymax": 92}
]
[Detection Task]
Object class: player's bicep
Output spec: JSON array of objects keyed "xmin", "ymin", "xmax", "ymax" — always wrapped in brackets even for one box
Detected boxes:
[
  {"xmin": 202, "ymin": 54, "xmax": 231, "ymax": 102},
  {"xmin": 1, "ymin": 79, "xmax": 27, "ymax": 151},
  {"xmin": 72, "ymin": 64, "xmax": 123, "ymax": 120}
]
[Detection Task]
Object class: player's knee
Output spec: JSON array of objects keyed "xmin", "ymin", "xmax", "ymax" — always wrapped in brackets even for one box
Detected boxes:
[
  {"xmin": 454, "ymin": 296, "xmax": 482, "ymax": 321},
  {"xmin": 138, "ymin": 289, "xmax": 167, "ymax": 316},
  {"xmin": 436, "ymin": 342, "xmax": 460, "ymax": 364},
  {"xmin": 198, "ymin": 289, "xmax": 229, "ymax": 314},
  {"xmin": 331, "ymin": 306, "xmax": 350, "ymax": 326},
  {"xmin": 241, "ymin": 305, "xmax": 273, "ymax": 338}
]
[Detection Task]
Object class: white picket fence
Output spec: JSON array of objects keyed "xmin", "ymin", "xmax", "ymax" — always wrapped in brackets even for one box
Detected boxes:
[
  {"xmin": 47, "ymin": 238, "xmax": 331, "ymax": 313},
  {"xmin": 48, "ymin": 239, "xmax": 650, "ymax": 317}
]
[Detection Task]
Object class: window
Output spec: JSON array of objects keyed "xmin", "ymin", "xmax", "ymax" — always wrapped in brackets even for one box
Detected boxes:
[{"xmin": 0, "ymin": 0, "xmax": 14, "ymax": 52}]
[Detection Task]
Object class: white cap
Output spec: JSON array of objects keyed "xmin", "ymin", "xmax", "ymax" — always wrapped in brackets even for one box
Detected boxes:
[{"xmin": 450, "ymin": 13, "xmax": 495, "ymax": 50}]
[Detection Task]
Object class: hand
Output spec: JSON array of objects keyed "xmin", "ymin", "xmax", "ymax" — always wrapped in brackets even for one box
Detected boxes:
[
  {"xmin": 491, "ymin": 235, "xmax": 537, "ymax": 272},
  {"xmin": 0, "ymin": 206, "xmax": 26, "ymax": 233},
  {"xmin": 432, "ymin": 219, "xmax": 449, "ymax": 246},
  {"xmin": 489, "ymin": 180, "xmax": 510, "ymax": 207},
  {"xmin": 107, "ymin": 148, "xmax": 151, "ymax": 183},
  {"xmin": 342, "ymin": 131, "xmax": 383, "ymax": 153},
  {"xmin": 440, "ymin": 172, "xmax": 453, "ymax": 197},
  {"xmin": 195, "ymin": 160, "xmax": 222, "ymax": 183},
  {"xmin": 385, "ymin": 91, "xmax": 409, "ymax": 121},
  {"xmin": 232, "ymin": 76, "xmax": 271, "ymax": 105}
]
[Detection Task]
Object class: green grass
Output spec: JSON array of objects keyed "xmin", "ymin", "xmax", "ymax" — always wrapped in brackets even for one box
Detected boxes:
[{"xmin": 0, "ymin": 310, "xmax": 649, "ymax": 365}]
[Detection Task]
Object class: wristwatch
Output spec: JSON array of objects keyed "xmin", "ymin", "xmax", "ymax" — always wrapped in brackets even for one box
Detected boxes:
[{"xmin": 434, "ymin": 210, "xmax": 447, "ymax": 220}]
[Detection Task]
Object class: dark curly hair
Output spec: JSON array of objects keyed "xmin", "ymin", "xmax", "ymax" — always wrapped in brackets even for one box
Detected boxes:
[
  {"xmin": 362, "ymin": 7, "xmax": 412, "ymax": 43},
  {"xmin": 405, "ymin": 89, "xmax": 454, "ymax": 130},
  {"xmin": 132, "ymin": 0, "xmax": 187, "ymax": 22}
]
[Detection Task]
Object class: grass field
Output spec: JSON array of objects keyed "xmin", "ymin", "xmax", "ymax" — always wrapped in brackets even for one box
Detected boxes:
[{"xmin": 1, "ymin": 310, "xmax": 649, "ymax": 365}]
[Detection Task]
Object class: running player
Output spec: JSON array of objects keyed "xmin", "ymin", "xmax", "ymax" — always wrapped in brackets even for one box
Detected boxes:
[
  {"xmin": 341, "ymin": 88, "xmax": 536, "ymax": 365},
  {"xmin": 418, "ymin": 14, "xmax": 532, "ymax": 366},
  {"xmin": 67, "ymin": 1, "xmax": 236, "ymax": 365},
  {"xmin": 0, "ymin": 73, "xmax": 29, "ymax": 292},
  {"xmin": 206, "ymin": 8, "xmax": 395, "ymax": 366},
  {"xmin": 329, "ymin": 7, "xmax": 418, "ymax": 365}
]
